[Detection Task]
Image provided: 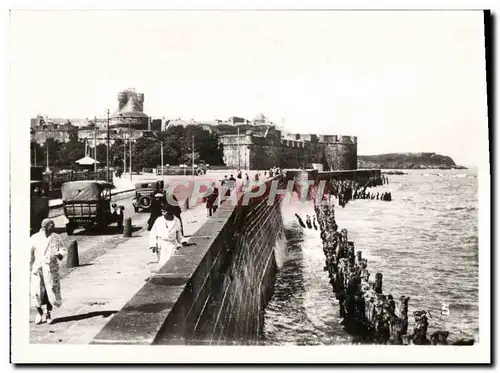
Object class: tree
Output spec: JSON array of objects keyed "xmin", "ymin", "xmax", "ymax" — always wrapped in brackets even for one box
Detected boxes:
[
  {"xmin": 151, "ymin": 119, "xmax": 162, "ymax": 132},
  {"xmin": 180, "ymin": 151, "xmax": 200, "ymax": 165},
  {"xmin": 43, "ymin": 138, "xmax": 64, "ymax": 169},
  {"xmin": 59, "ymin": 135, "xmax": 85, "ymax": 169},
  {"xmin": 30, "ymin": 141, "xmax": 44, "ymax": 166},
  {"xmin": 107, "ymin": 125, "xmax": 225, "ymax": 171},
  {"xmin": 95, "ymin": 144, "xmax": 107, "ymax": 165},
  {"xmin": 110, "ymin": 138, "xmax": 125, "ymax": 169}
]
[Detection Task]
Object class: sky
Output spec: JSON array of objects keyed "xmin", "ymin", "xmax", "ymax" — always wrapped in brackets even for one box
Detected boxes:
[{"xmin": 10, "ymin": 10, "xmax": 488, "ymax": 166}]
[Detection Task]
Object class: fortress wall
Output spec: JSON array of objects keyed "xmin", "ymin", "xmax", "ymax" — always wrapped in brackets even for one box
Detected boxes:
[
  {"xmin": 249, "ymin": 144, "xmax": 280, "ymax": 170},
  {"xmin": 220, "ymin": 132, "xmax": 357, "ymax": 171}
]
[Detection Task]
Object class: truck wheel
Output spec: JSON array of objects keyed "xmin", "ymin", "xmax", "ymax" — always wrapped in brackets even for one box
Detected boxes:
[
  {"xmin": 66, "ymin": 223, "xmax": 74, "ymax": 235},
  {"xmin": 117, "ymin": 217, "xmax": 124, "ymax": 232},
  {"xmin": 98, "ymin": 218, "xmax": 108, "ymax": 232}
]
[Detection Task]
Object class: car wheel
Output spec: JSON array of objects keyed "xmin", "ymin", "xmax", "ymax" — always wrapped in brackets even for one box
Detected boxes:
[
  {"xmin": 139, "ymin": 196, "xmax": 152, "ymax": 209},
  {"xmin": 66, "ymin": 223, "xmax": 74, "ymax": 235}
]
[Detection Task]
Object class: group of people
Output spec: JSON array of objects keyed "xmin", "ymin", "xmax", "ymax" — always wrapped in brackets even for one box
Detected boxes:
[
  {"xmin": 265, "ymin": 167, "xmax": 282, "ymax": 178},
  {"xmin": 205, "ymin": 170, "xmax": 270, "ymax": 217}
]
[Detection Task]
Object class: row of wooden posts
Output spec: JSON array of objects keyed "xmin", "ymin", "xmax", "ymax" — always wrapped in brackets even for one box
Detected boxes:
[{"xmin": 313, "ymin": 196, "xmax": 452, "ymax": 345}]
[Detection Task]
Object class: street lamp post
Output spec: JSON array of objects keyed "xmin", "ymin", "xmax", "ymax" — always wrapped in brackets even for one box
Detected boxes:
[
  {"xmin": 106, "ymin": 109, "xmax": 110, "ymax": 181},
  {"xmin": 119, "ymin": 114, "xmax": 126, "ymax": 179}
]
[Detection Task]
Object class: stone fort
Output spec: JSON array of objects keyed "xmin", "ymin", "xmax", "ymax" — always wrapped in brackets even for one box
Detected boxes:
[{"xmin": 218, "ymin": 124, "xmax": 357, "ymax": 171}]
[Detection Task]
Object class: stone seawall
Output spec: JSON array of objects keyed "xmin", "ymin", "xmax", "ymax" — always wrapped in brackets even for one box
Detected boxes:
[{"xmin": 92, "ymin": 177, "xmax": 285, "ymax": 345}]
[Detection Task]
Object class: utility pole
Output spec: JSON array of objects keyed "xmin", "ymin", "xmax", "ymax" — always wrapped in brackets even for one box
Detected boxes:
[
  {"xmin": 94, "ymin": 116, "xmax": 97, "ymax": 174},
  {"xmin": 237, "ymin": 126, "xmax": 240, "ymax": 170},
  {"xmin": 191, "ymin": 133, "xmax": 195, "ymax": 177},
  {"xmin": 160, "ymin": 141, "xmax": 164, "ymax": 177},
  {"xmin": 46, "ymin": 140, "xmax": 49, "ymax": 172},
  {"xmin": 123, "ymin": 129, "xmax": 126, "ymax": 179},
  {"xmin": 106, "ymin": 109, "xmax": 110, "ymax": 181},
  {"xmin": 129, "ymin": 120, "xmax": 132, "ymax": 182}
]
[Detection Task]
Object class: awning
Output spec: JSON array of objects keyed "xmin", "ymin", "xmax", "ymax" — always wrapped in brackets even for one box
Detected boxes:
[{"xmin": 75, "ymin": 156, "xmax": 100, "ymax": 165}]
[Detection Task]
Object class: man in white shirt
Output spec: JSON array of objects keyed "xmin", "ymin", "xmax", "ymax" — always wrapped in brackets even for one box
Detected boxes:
[
  {"xmin": 30, "ymin": 219, "xmax": 66, "ymax": 325},
  {"xmin": 149, "ymin": 204, "xmax": 187, "ymax": 270}
]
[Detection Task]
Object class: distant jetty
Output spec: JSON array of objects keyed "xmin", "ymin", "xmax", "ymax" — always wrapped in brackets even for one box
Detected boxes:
[
  {"xmin": 382, "ymin": 171, "xmax": 407, "ymax": 175},
  {"xmin": 358, "ymin": 153, "xmax": 467, "ymax": 170}
]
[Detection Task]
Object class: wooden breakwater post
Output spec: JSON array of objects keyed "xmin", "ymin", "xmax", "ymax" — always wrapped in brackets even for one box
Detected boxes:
[{"xmin": 313, "ymin": 198, "xmax": 450, "ymax": 345}]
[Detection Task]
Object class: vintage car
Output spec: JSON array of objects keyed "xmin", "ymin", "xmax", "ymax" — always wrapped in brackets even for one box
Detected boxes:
[
  {"xmin": 132, "ymin": 180, "xmax": 165, "ymax": 212},
  {"xmin": 61, "ymin": 180, "xmax": 124, "ymax": 235}
]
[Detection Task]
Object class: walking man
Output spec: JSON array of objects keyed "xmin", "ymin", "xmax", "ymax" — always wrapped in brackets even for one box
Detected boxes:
[
  {"xmin": 149, "ymin": 204, "xmax": 187, "ymax": 270},
  {"xmin": 147, "ymin": 193, "xmax": 165, "ymax": 231},
  {"xmin": 30, "ymin": 219, "xmax": 66, "ymax": 324}
]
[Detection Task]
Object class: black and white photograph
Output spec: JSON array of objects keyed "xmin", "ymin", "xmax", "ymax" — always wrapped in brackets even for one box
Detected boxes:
[{"xmin": 9, "ymin": 6, "xmax": 491, "ymax": 364}]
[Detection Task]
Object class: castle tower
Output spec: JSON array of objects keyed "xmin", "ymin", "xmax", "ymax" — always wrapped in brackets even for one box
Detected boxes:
[
  {"xmin": 110, "ymin": 88, "xmax": 149, "ymax": 128},
  {"xmin": 323, "ymin": 136, "xmax": 358, "ymax": 170}
]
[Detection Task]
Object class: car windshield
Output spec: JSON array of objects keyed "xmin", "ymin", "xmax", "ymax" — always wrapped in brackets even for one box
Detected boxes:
[
  {"xmin": 61, "ymin": 182, "xmax": 112, "ymax": 201},
  {"xmin": 136, "ymin": 183, "xmax": 153, "ymax": 189}
]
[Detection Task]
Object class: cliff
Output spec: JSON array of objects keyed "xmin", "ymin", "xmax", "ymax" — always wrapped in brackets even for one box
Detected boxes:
[{"xmin": 358, "ymin": 152, "xmax": 466, "ymax": 169}]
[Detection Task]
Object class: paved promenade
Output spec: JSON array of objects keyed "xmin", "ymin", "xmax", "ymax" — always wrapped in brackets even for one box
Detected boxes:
[{"xmin": 29, "ymin": 202, "xmax": 210, "ymax": 344}]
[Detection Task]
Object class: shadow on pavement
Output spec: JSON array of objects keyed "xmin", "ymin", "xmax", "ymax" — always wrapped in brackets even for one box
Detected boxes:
[
  {"xmin": 54, "ymin": 225, "xmax": 143, "ymax": 236},
  {"xmin": 51, "ymin": 310, "xmax": 118, "ymax": 324}
]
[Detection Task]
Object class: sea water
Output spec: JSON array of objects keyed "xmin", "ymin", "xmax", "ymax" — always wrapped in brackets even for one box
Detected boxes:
[{"xmin": 263, "ymin": 168, "xmax": 479, "ymax": 344}]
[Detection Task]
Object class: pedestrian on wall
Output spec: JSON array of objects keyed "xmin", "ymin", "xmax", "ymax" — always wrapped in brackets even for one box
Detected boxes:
[
  {"xmin": 206, "ymin": 183, "xmax": 219, "ymax": 217},
  {"xmin": 30, "ymin": 219, "xmax": 66, "ymax": 325},
  {"xmin": 147, "ymin": 193, "xmax": 164, "ymax": 231},
  {"xmin": 162, "ymin": 191, "xmax": 184, "ymax": 235},
  {"xmin": 149, "ymin": 204, "xmax": 187, "ymax": 270}
]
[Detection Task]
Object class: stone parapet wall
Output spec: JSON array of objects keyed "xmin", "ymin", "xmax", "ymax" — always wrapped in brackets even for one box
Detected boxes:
[{"xmin": 92, "ymin": 176, "xmax": 285, "ymax": 345}]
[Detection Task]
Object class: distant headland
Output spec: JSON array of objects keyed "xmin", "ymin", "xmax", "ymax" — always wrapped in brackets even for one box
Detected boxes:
[{"xmin": 358, "ymin": 152, "xmax": 467, "ymax": 170}]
